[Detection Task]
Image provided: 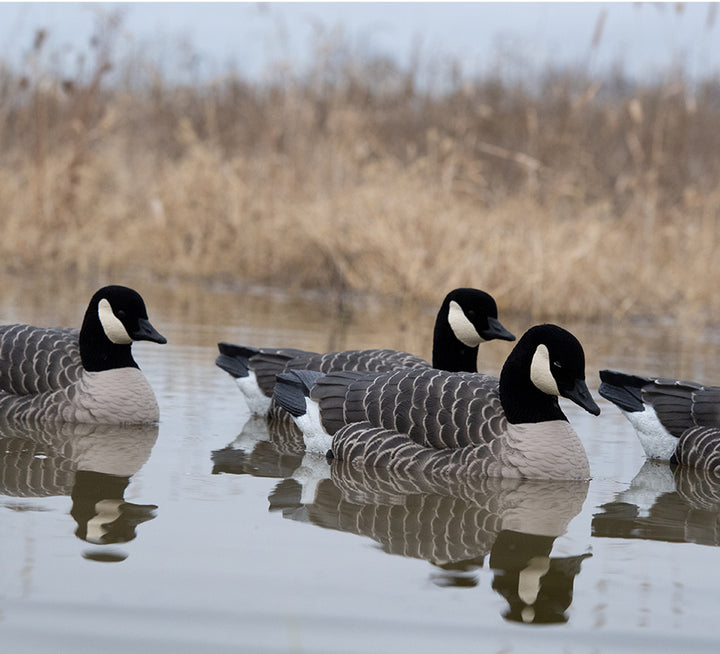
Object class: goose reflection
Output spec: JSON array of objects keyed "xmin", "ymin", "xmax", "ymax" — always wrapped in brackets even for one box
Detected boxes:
[
  {"xmin": 212, "ymin": 419, "xmax": 591, "ymax": 624},
  {"xmin": 211, "ymin": 414, "xmax": 304, "ymax": 479},
  {"xmin": 592, "ymin": 461, "xmax": 720, "ymax": 545},
  {"xmin": 0, "ymin": 417, "xmax": 159, "ymax": 560}
]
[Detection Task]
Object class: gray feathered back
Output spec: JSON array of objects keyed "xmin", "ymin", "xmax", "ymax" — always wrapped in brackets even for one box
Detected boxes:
[
  {"xmin": 311, "ymin": 368, "xmax": 504, "ymax": 448},
  {"xmin": 331, "ymin": 420, "xmax": 512, "ymax": 478},
  {"xmin": 250, "ymin": 348, "xmax": 430, "ymax": 397},
  {"xmin": 0, "ymin": 325, "xmax": 82, "ymax": 394}
]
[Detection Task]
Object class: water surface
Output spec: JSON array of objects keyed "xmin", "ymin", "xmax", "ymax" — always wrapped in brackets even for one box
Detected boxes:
[{"xmin": 2, "ymin": 278, "xmax": 720, "ymax": 653}]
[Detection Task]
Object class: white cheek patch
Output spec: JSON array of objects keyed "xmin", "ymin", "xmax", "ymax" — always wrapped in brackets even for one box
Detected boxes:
[
  {"xmin": 98, "ymin": 298, "xmax": 133, "ymax": 344},
  {"xmin": 448, "ymin": 300, "xmax": 482, "ymax": 347},
  {"xmin": 518, "ymin": 555, "xmax": 551, "ymax": 606},
  {"xmin": 530, "ymin": 344, "xmax": 560, "ymax": 396}
]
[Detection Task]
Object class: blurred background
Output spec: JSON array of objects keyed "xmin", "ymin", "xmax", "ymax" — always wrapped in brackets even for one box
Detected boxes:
[{"xmin": 1, "ymin": 2, "xmax": 719, "ymax": 323}]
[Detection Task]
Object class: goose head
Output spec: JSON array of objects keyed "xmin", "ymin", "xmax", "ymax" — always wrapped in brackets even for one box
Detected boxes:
[
  {"xmin": 499, "ymin": 324, "xmax": 600, "ymax": 424},
  {"xmin": 433, "ymin": 287, "xmax": 515, "ymax": 372},
  {"xmin": 80, "ymin": 285, "xmax": 166, "ymax": 372}
]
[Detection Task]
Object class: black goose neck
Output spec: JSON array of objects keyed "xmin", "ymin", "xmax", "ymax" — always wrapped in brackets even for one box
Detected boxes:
[
  {"xmin": 79, "ymin": 300, "xmax": 139, "ymax": 372},
  {"xmin": 432, "ymin": 312, "xmax": 478, "ymax": 372},
  {"xmin": 499, "ymin": 337, "xmax": 567, "ymax": 425}
]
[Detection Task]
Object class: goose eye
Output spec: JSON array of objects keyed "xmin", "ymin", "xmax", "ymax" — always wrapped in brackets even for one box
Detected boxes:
[
  {"xmin": 117, "ymin": 310, "xmax": 127, "ymax": 320},
  {"xmin": 552, "ymin": 360, "xmax": 562, "ymax": 369}
]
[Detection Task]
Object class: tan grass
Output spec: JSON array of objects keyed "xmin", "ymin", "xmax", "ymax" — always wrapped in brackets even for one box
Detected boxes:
[{"xmin": 2, "ymin": 22, "xmax": 720, "ymax": 323}]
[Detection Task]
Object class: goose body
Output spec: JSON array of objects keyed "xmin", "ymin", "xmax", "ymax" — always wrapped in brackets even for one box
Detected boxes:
[
  {"xmin": 274, "ymin": 324, "xmax": 600, "ymax": 480},
  {"xmin": 216, "ymin": 288, "xmax": 514, "ymax": 416},
  {"xmin": 0, "ymin": 285, "xmax": 166, "ymax": 424},
  {"xmin": 599, "ymin": 369, "xmax": 720, "ymax": 470}
]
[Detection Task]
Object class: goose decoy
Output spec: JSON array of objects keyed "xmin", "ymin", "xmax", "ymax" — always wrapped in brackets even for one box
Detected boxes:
[
  {"xmin": 216, "ymin": 287, "xmax": 514, "ymax": 416},
  {"xmin": 599, "ymin": 369, "xmax": 720, "ymax": 470},
  {"xmin": 274, "ymin": 324, "xmax": 600, "ymax": 480},
  {"xmin": 0, "ymin": 285, "xmax": 166, "ymax": 424}
]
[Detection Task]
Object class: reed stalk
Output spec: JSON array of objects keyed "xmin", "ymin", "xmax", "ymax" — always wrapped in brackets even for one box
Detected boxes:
[{"xmin": 1, "ymin": 20, "xmax": 719, "ymax": 323}]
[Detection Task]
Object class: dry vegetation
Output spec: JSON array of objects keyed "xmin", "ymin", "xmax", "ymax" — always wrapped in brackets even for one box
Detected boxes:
[{"xmin": 2, "ymin": 18, "xmax": 720, "ymax": 323}]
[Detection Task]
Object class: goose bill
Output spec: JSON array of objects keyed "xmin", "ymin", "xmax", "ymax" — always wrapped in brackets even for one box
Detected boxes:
[
  {"xmin": 131, "ymin": 318, "xmax": 167, "ymax": 344},
  {"xmin": 562, "ymin": 378, "xmax": 601, "ymax": 416},
  {"xmin": 481, "ymin": 316, "xmax": 516, "ymax": 342}
]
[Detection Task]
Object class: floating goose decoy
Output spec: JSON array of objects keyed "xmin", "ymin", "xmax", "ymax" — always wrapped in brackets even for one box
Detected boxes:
[
  {"xmin": 216, "ymin": 287, "xmax": 514, "ymax": 416},
  {"xmin": 0, "ymin": 285, "xmax": 166, "ymax": 424},
  {"xmin": 599, "ymin": 369, "xmax": 720, "ymax": 470},
  {"xmin": 274, "ymin": 324, "xmax": 600, "ymax": 480}
]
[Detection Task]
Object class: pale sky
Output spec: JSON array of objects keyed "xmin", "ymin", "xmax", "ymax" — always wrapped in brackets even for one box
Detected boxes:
[{"xmin": 0, "ymin": 3, "xmax": 718, "ymax": 83}]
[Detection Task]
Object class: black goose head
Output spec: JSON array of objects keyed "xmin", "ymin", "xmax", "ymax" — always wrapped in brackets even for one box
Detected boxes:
[
  {"xmin": 79, "ymin": 285, "xmax": 166, "ymax": 372},
  {"xmin": 433, "ymin": 288, "xmax": 515, "ymax": 373},
  {"xmin": 499, "ymin": 324, "xmax": 600, "ymax": 424}
]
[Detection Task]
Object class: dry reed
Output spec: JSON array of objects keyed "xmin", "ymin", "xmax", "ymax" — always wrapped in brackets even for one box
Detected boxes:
[{"xmin": 2, "ymin": 19, "xmax": 720, "ymax": 323}]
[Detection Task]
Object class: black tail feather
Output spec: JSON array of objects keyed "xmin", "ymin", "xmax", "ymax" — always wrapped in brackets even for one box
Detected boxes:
[
  {"xmin": 274, "ymin": 370, "xmax": 325, "ymax": 417},
  {"xmin": 598, "ymin": 369, "xmax": 651, "ymax": 413},
  {"xmin": 215, "ymin": 343, "xmax": 259, "ymax": 378}
]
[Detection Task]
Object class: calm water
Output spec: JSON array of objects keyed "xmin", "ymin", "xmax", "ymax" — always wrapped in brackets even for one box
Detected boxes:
[{"xmin": 2, "ymin": 278, "xmax": 720, "ymax": 653}]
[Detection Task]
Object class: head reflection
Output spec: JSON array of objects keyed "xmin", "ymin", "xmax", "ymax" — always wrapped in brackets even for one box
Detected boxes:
[
  {"xmin": 489, "ymin": 530, "xmax": 591, "ymax": 624},
  {"xmin": 71, "ymin": 470, "xmax": 157, "ymax": 546}
]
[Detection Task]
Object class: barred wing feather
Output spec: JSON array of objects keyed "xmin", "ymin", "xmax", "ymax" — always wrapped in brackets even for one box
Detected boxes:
[
  {"xmin": 0, "ymin": 326, "xmax": 82, "ymax": 395},
  {"xmin": 673, "ymin": 426, "xmax": 720, "ymax": 472},
  {"xmin": 643, "ymin": 380, "xmax": 720, "ymax": 437},
  {"xmin": 238, "ymin": 347, "xmax": 430, "ymax": 398},
  {"xmin": 312, "ymin": 368, "xmax": 505, "ymax": 449},
  {"xmin": 331, "ymin": 421, "xmax": 504, "ymax": 478}
]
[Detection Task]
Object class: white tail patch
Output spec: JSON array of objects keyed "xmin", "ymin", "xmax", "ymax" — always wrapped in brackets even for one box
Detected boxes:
[
  {"xmin": 448, "ymin": 300, "xmax": 482, "ymax": 347},
  {"xmin": 530, "ymin": 344, "xmax": 560, "ymax": 396},
  {"xmin": 295, "ymin": 398, "xmax": 333, "ymax": 454},
  {"xmin": 622, "ymin": 405, "xmax": 678, "ymax": 461},
  {"xmin": 98, "ymin": 298, "xmax": 133, "ymax": 344},
  {"xmin": 236, "ymin": 371, "xmax": 272, "ymax": 416}
]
